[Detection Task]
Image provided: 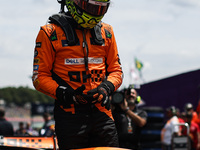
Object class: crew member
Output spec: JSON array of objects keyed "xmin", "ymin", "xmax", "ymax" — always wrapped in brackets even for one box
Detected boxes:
[
  {"xmin": 0, "ymin": 108, "xmax": 14, "ymax": 136},
  {"xmin": 161, "ymin": 106, "xmax": 180, "ymax": 150}
]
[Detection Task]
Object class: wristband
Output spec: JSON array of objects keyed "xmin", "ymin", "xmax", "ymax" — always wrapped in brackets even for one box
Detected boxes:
[{"xmin": 124, "ymin": 107, "xmax": 130, "ymax": 113}]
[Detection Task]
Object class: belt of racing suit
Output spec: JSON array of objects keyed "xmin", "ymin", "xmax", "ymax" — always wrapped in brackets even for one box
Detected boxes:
[{"xmin": 54, "ymin": 99, "xmax": 99, "ymax": 115}]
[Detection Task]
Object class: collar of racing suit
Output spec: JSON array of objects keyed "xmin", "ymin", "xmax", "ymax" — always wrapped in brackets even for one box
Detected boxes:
[{"xmin": 49, "ymin": 12, "xmax": 104, "ymax": 71}]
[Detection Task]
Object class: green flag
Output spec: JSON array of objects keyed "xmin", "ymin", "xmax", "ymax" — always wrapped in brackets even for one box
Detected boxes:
[{"xmin": 135, "ymin": 58, "xmax": 143, "ymax": 71}]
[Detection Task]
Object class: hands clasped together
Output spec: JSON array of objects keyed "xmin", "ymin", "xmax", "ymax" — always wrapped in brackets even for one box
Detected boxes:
[{"xmin": 56, "ymin": 81, "xmax": 114, "ymax": 110}]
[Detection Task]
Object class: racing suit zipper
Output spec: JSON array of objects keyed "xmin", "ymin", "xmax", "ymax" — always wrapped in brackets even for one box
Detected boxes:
[{"xmin": 82, "ymin": 29, "xmax": 89, "ymax": 71}]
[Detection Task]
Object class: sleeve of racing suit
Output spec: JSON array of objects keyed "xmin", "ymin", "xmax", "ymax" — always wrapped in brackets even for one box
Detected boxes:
[
  {"xmin": 105, "ymin": 25, "xmax": 123, "ymax": 91},
  {"xmin": 32, "ymin": 27, "xmax": 59, "ymax": 99}
]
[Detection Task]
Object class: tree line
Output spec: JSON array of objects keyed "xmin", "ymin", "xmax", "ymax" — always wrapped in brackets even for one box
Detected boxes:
[{"xmin": 0, "ymin": 86, "xmax": 54, "ymax": 106}]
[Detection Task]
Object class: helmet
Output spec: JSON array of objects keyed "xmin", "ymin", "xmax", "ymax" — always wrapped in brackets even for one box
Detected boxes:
[
  {"xmin": 184, "ymin": 103, "xmax": 193, "ymax": 112},
  {"xmin": 66, "ymin": 0, "xmax": 110, "ymax": 29},
  {"xmin": 166, "ymin": 106, "xmax": 177, "ymax": 115}
]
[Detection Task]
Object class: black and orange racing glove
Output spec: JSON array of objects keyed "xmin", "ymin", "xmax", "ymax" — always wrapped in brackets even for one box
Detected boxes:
[
  {"xmin": 87, "ymin": 81, "xmax": 115, "ymax": 110},
  {"xmin": 56, "ymin": 85, "xmax": 97, "ymax": 106},
  {"xmin": 73, "ymin": 85, "xmax": 97, "ymax": 104}
]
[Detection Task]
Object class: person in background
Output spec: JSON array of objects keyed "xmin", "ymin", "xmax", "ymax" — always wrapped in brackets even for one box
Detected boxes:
[
  {"xmin": 176, "ymin": 108, "xmax": 185, "ymax": 135},
  {"xmin": 196, "ymin": 100, "xmax": 200, "ymax": 126},
  {"xmin": 185, "ymin": 103, "xmax": 200, "ymax": 128},
  {"xmin": 161, "ymin": 106, "xmax": 180, "ymax": 150},
  {"xmin": 183, "ymin": 112, "xmax": 200, "ymax": 150},
  {"xmin": 15, "ymin": 122, "xmax": 28, "ymax": 136},
  {"xmin": 176, "ymin": 108, "xmax": 185, "ymax": 124},
  {"xmin": 112, "ymin": 87, "xmax": 147, "ymax": 150},
  {"xmin": 0, "ymin": 108, "xmax": 14, "ymax": 136},
  {"xmin": 39, "ymin": 112, "xmax": 55, "ymax": 137},
  {"xmin": 25, "ymin": 122, "xmax": 39, "ymax": 136}
]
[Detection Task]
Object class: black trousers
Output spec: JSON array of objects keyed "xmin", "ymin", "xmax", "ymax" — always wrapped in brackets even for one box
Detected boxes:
[{"xmin": 54, "ymin": 102, "xmax": 119, "ymax": 150}]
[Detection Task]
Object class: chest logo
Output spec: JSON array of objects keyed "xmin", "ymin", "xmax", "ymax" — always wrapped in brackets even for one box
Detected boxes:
[{"xmin": 65, "ymin": 57, "xmax": 103, "ymax": 65}]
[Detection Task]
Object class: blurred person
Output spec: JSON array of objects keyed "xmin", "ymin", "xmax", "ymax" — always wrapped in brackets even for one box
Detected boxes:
[
  {"xmin": 26, "ymin": 122, "xmax": 39, "ymax": 136},
  {"xmin": 185, "ymin": 103, "xmax": 200, "ymax": 128},
  {"xmin": 196, "ymin": 100, "xmax": 200, "ymax": 120},
  {"xmin": 39, "ymin": 113, "xmax": 55, "ymax": 137},
  {"xmin": 15, "ymin": 122, "xmax": 29, "ymax": 136},
  {"xmin": 161, "ymin": 106, "xmax": 180, "ymax": 150},
  {"xmin": 183, "ymin": 112, "xmax": 200, "ymax": 150},
  {"xmin": 176, "ymin": 108, "xmax": 184, "ymax": 123},
  {"xmin": 179, "ymin": 112, "xmax": 189, "ymax": 135},
  {"xmin": 176, "ymin": 108, "xmax": 185, "ymax": 135},
  {"xmin": 32, "ymin": 0, "xmax": 123, "ymax": 149},
  {"xmin": 0, "ymin": 108, "xmax": 14, "ymax": 136},
  {"xmin": 112, "ymin": 87, "xmax": 147, "ymax": 150}
]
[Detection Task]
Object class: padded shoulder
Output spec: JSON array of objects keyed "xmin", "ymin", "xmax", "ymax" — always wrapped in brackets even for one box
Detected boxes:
[
  {"xmin": 48, "ymin": 13, "xmax": 79, "ymax": 46},
  {"xmin": 102, "ymin": 22, "xmax": 113, "ymax": 39},
  {"xmin": 91, "ymin": 21, "xmax": 104, "ymax": 45},
  {"xmin": 40, "ymin": 24, "xmax": 56, "ymax": 38}
]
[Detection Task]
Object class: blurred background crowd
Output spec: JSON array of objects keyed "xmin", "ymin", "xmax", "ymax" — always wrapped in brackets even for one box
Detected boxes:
[{"xmin": 1, "ymin": 85, "xmax": 200, "ymax": 150}]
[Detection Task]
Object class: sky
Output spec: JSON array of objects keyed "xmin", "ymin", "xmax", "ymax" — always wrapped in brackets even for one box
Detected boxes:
[{"xmin": 1, "ymin": 0, "xmax": 200, "ymax": 89}]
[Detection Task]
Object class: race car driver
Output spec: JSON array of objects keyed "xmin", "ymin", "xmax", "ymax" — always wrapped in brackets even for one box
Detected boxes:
[{"xmin": 32, "ymin": 0, "xmax": 123, "ymax": 149}]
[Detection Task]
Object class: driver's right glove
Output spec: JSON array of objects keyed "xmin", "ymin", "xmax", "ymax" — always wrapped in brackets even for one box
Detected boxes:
[{"xmin": 56, "ymin": 85, "xmax": 97, "ymax": 106}]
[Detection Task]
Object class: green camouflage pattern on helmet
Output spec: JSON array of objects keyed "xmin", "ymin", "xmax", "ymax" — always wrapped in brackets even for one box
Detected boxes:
[{"xmin": 66, "ymin": 0, "xmax": 104, "ymax": 29}]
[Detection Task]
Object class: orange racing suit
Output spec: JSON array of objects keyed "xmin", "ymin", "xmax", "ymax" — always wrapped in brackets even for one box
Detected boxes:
[
  {"xmin": 32, "ymin": 14, "xmax": 123, "ymax": 149},
  {"xmin": 32, "ymin": 16, "xmax": 123, "ymax": 117}
]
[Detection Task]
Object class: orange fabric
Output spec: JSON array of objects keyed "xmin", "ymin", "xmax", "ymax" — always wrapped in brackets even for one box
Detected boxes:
[
  {"xmin": 32, "ymin": 22, "xmax": 123, "ymax": 116},
  {"xmin": 94, "ymin": 102, "xmax": 114, "ymax": 120},
  {"xmin": 192, "ymin": 111, "xmax": 200, "ymax": 127}
]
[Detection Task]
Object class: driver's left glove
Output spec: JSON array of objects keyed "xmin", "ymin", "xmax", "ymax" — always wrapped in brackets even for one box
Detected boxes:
[{"xmin": 87, "ymin": 81, "xmax": 115, "ymax": 110}]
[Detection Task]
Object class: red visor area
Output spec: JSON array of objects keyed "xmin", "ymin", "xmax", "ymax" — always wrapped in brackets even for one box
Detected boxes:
[{"xmin": 72, "ymin": 0, "xmax": 110, "ymax": 16}]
